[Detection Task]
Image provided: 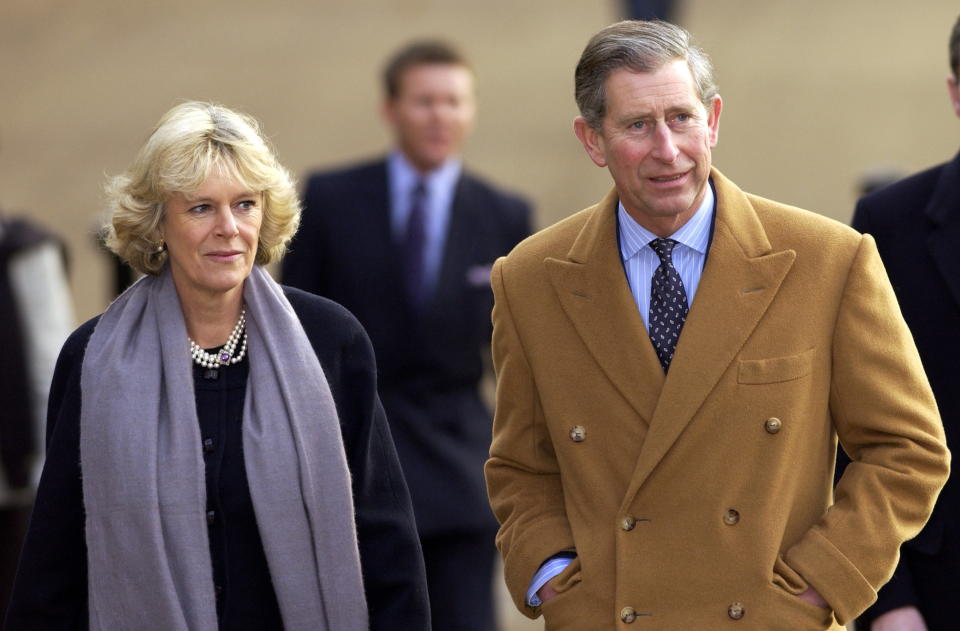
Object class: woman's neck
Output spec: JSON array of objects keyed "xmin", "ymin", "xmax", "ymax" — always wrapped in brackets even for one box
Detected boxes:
[{"xmin": 178, "ymin": 286, "xmax": 244, "ymax": 349}]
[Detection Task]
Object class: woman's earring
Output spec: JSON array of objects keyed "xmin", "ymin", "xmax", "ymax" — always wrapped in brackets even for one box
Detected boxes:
[{"xmin": 155, "ymin": 239, "xmax": 165, "ymax": 253}]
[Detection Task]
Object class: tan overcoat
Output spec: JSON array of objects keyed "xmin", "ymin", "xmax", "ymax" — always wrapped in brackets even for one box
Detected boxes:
[{"xmin": 485, "ymin": 169, "xmax": 950, "ymax": 630}]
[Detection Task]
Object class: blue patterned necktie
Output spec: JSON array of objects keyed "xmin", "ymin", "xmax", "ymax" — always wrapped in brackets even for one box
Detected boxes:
[
  {"xmin": 403, "ymin": 180, "xmax": 428, "ymax": 310},
  {"xmin": 648, "ymin": 238, "xmax": 689, "ymax": 372}
]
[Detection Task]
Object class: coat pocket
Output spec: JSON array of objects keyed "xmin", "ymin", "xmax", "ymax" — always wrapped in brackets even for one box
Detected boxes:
[
  {"xmin": 540, "ymin": 557, "xmax": 584, "ymax": 630},
  {"xmin": 738, "ymin": 348, "xmax": 815, "ymax": 384},
  {"xmin": 764, "ymin": 581, "xmax": 837, "ymax": 630},
  {"xmin": 767, "ymin": 556, "xmax": 837, "ymax": 630}
]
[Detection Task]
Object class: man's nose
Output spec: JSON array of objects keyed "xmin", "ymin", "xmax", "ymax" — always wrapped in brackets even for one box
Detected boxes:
[{"xmin": 650, "ymin": 125, "xmax": 680, "ymax": 162}]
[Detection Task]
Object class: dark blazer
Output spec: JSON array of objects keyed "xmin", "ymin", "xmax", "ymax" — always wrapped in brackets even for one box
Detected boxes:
[
  {"xmin": 4, "ymin": 287, "xmax": 430, "ymax": 631},
  {"xmin": 849, "ymin": 154, "xmax": 960, "ymax": 627},
  {"xmin": 281, "ymin": 159, "xmax": 532, "ymax": 535}
]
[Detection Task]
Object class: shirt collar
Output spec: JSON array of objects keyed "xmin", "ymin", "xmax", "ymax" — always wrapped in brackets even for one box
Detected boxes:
[
  {"xmin": 618, "ymin": 180, "xmax": 715, "ymax": 261},
  {"xmin": 388, "ymin": 150, "xmax": 462, "ymax": 198}
]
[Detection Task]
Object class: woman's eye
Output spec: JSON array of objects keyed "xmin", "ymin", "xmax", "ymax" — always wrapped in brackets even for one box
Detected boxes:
[
  {"xmin": 189, "ymin": 204, "xmax": 209, "ymax": 214},
  {"xmin": 237, "ymin": 200, "xmax": 257, "ymax": 212}
]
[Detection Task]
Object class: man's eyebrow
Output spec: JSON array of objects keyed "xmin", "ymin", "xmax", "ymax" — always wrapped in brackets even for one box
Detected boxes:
[{"xmin": 614, "ymin": 104, "xmax": 697, "ymax": 124}]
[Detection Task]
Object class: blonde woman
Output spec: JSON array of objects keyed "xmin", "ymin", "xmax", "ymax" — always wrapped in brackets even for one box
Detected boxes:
[{"xmin": 5, "ymin": 102, "xmax": 429, "ymax": 631}]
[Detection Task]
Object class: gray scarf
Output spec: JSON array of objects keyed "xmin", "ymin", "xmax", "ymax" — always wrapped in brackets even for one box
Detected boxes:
[{"xmin": 80, "ymin": 265, "xmax": 368, "ymax": 631}]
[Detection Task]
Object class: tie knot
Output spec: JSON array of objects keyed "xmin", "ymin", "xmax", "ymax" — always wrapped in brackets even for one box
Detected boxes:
[
  {"xmin": 649, "ymin": 238, "xmax": 679, "ymax": 264},
  {"xmin": 412, "ymin": 179, "xmax": 427, "ymax": 200}
]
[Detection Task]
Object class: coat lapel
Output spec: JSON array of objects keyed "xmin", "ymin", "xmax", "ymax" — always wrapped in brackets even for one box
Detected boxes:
[
  {"xmin": 925, "ymin": 153, "xmax": 960, "ymax": 310},
  {"xmin": 545, "ymin": 189, "xmax": 665, "ymax": 426},
  {"xmin": 430, "ymin": 175, "xmax": 476, "ymax": 312},
  {"xmin": 620, "ymin": 169, "xmax": 796, "ymax": 504},
  {"xmin": 368, "ymin": 161, "xmax": 410, "ymax": 312}
]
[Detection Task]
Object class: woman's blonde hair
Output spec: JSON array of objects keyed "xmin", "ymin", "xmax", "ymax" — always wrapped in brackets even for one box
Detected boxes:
[{"xmin": 103, "ymin": 101, "xmax": 300, "ymax": 275}]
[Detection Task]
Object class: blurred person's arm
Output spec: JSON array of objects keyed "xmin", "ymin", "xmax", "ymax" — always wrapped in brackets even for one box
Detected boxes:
[
  {"xmin": 5, "ymin": 319, "xmax": 94, "ymax": 628},
  {"xmin": 871, "ymin": 606, "xmax": 927, "ymax": 631},
  {"xmin": 9, "ymin": 242, "xmax": 74, "ymax": 484}
]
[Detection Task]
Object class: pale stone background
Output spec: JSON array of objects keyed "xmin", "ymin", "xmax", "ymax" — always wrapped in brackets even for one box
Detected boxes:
[{"xmin": 3, "ymin": 1, "xmax": 958, "ymax": 628}]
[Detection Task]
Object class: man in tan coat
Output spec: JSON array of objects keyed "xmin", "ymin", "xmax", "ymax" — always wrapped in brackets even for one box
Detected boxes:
[{"xmin": 485, "ymin": 20, "xmax": 951, "ymax": 630}]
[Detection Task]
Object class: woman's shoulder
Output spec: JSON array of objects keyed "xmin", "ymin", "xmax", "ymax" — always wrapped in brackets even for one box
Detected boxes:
[
  {"xmin": 281, "ymin": 285, "xmax": 371, "ymax": 355},
  {"xmin": 57, "ymin": 314, "xmax": 102, "ymax": 368},
  {"xmin": 282, "ymin": 286, "xmax": 363, "ymax": 333}
]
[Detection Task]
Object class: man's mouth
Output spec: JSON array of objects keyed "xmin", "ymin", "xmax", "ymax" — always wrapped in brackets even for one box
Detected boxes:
[{"xmin": 650, "ymin": 173, "xmax": 686, "ymax": 182}]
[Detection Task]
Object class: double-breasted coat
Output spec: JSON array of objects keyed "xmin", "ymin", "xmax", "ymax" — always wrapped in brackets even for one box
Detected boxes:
[{"xmin": 485, "ymin": 169, "xmax": 950, "ymax": 630}]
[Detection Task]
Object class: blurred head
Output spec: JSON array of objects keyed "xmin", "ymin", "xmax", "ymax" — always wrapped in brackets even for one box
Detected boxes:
[
  {"xmin": 574, "ymin": 20, "xmax": 718, "ymax": 130},
  {"xmin": 573, "ymin": 21, "xmax": 721, "ymax": 237},
  {"xmin": 948, "ymin": 15, "xmax": 960, "ymax": 117},
  {"xmin": 382, "ymin": 40, "xmax": 476, "ymax": 172},
  {"xmin": 105, "ymin": 101, "xmax": 300, "ymax": 278}
]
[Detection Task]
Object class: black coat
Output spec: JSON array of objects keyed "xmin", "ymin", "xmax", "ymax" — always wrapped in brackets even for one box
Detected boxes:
[
  {"xmin": 848, "ymin": 154, "xmax": 960, "ymax": 628},
  {"xmin": 281, "ymin": 159, "xmax": 532, "ymax": 535},
  {"xmin": 4, "ymin": 287, "xmax": 430, "ymax": 631}
]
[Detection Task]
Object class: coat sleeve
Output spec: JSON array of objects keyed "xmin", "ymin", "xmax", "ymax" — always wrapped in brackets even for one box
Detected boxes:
[
  {"xmin": 5, "ymin": 324, "xmax": 92, "ymax": 630},
  {"xmin": 484, "ymin": 257, "xmax": 576, "ymax": 618},
  {"xmin": 330, "ymin": 311, "xmax": 431, "ymax": 630},
  {"xmin": 782, "ymin": 233, "xmax": 950, "ymax": 625},
  {"xmin": 846, "ymin": 196, "xmax": 929, "ymax": 624}
]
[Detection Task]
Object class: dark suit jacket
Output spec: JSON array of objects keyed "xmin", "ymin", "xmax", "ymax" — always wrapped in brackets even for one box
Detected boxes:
[
  {"xmin": 850, "ymin": 154, "xmax": 960, "ymax": 625},
  {"xmin": 282, "ymin": 158, "xmax": 532, "ymax": 535},
  {"xmin": 4, "ymin": 287, "xmax": 430, "ymax": 631}
]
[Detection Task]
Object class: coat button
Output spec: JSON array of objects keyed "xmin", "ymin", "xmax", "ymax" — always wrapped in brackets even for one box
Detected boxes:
[
  {"xmin": 569, "ymin": 425, "xmax": 586, "ymax": 442},
  {"xmin": 621, "ymin": 516, "xmax": 637, "ymax": 531},
  {"xmin": 620, "ymin": 606, "xmax": 637, "ymax": 623},
  {"xmin": 203, "ymin": 438, "xmax": 214, "ymax": 453},
  {"xmin": 207, "ymin": 510, "xmax": 216, "ymax": 525},
  {"xmin": 728, "ymin": 602, "xmax": 745, "ymax": 620},
  {"xmin": 723, "ymin": 509, "xmax": 740, "ymax": 525},
  {"xmin": 764, "ymin": 417, "xmax": 782, "ymax": 434}
]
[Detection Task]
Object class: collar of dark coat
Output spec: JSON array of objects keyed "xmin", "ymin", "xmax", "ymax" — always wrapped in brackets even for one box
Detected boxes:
[
  {"xmin": 924, "ymin": 151, "xmax": 960, "ymax": 309},
  {"xmin": 924, "ymin": 151, "xmax": 960, "ymax": 225}
]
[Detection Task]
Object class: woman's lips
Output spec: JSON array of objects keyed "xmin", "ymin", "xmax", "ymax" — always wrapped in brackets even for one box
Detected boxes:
[{"xmin": 205, "ymin": 250, "xmax": 242, "ymax": 262}]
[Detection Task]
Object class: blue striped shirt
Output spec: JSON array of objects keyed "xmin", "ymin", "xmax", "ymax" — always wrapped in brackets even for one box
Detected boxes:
[{"xmin": 617, "ymin": 182, "xmax": 715, "ymax": 329}]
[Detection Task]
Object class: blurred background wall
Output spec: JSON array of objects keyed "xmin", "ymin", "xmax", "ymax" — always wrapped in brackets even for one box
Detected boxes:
[{"xmin": 2, "ymin": 0, "xmax": 959, "ymax": 322}]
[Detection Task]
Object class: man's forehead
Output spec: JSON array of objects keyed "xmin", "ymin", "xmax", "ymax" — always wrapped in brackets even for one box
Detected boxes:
[
  {"xmin": 605, "ymin": 64, "xmax": 702, "ymax": 114},
  {"xmin": 397, "ymin": 63, "xmax": 473, "ymax": 87}
]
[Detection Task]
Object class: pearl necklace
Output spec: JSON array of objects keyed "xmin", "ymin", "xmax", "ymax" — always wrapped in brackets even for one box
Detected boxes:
[{"xmin": 189, "ymin": 308, "xmax": 248, "ymax": 368}]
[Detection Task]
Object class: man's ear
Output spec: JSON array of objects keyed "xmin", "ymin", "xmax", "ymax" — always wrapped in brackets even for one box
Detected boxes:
[
  {"xmin": 707, "ymin": 95, "xmax": 723, "ymax": 147},
  {"xmin": 573, "ymin": 116, "xmax": 608, "ymax": 168},
  {"xmin": 947, "ymin": 75, "xmax": 960, "ymax": 119},
  {"xmin": 381, "ymin": 98, "xmax": 396, "ymax": 128}
]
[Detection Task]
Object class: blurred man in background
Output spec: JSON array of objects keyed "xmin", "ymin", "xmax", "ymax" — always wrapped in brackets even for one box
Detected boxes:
[
  {"xmin": 282, "ymin": 40, "xmax": 532, "ymax": 631},
  {"xmin": 847, "ymin": 14, "xmax": 960, "ymax": 631},
  {"xmin": 0, "ymin": 213, "xmax": 73, "ymax": 617}
]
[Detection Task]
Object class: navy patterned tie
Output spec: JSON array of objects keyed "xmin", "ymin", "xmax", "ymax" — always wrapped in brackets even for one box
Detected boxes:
[
  {"xmin": 648, "ymin": 238, "xmax": 689, "ymax": 372},
  {"xmin": 403, "ymin": 180, "xmax": 428, "ymax": 309}
]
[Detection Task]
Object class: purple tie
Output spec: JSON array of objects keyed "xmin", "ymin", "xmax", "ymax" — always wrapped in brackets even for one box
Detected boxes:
[
  {"xmin": 403, "ymin": 180, "xmax": 428, "ymax": 309},
  {"xmin": 648, "ymin": 238, "xmax": 689, "ymax": 372}
]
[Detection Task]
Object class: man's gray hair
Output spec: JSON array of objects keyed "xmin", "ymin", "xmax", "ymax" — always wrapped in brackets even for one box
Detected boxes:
[
  {"xmin": 575, "ymin": 20, "xmax": 718, "ymax": 129},
  {"xmin": 950, "ymin": 14, "xmax": 960, "ymax": 78}
]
